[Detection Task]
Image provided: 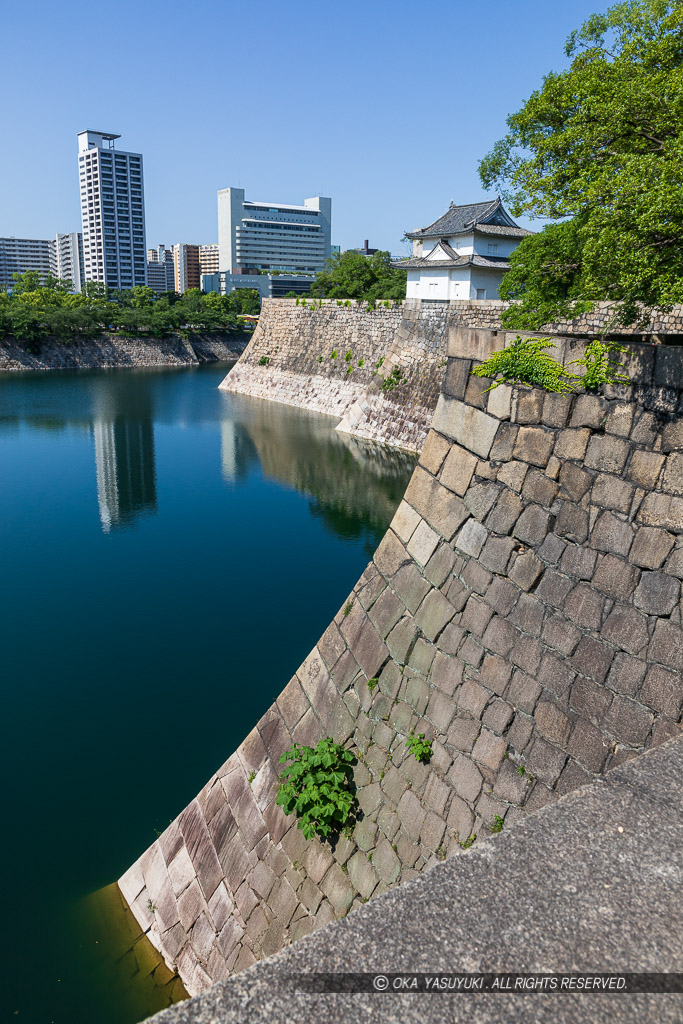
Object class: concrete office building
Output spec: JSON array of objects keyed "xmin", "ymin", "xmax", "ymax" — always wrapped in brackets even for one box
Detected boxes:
[
  {"xmin": 217, "ymin": 188, "xmax": 331, "ymax": 276},
  {"xmin": 202, "ymin": 270, "xmax": 313, "ymax": 300},
  {"xmin": 77, "ymin": 130, "xmax": 147, "ymax": 290},
  {"xmin": 0, "ymin": 237, "xmax": 54, "ymax": 288}
]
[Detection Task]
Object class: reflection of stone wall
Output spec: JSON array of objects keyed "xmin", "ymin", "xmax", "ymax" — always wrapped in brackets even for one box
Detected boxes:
[{"xmin": 120, "ymin": 326, "xmax": 683, "ymax": 997}]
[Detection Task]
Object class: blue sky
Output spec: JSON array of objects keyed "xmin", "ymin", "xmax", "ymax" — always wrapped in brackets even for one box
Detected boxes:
[{"xmin": 3, "ymin": 0, "xmax": 603, "ymax": 255}]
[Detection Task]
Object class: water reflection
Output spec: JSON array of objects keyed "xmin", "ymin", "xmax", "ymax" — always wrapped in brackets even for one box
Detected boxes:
[{"xmin": 0, "ymin": 366, "xmax": 416, "ymax": 545}]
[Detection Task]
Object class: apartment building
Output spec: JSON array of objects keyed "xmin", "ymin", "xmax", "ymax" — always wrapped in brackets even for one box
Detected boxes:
[
  {"xmin": 173, "ymin": 243, "xmax": 200, "ymax": 293},
  {"xmin": 147, "ymin": 244, "xmax": 175, "ymax": 293},
  {"xmin": 54, "ymin": 232, "xmax": 84, "ymax": 292},
  {"xmin": 0, "ymin": 237, "xmax": 54, "ymax": 288},
  {"xmin": 77, "ymin": 130, "xmax": 147, "ymax": 290},
  {"xmin": 199, "ymin": 243, "xmax": 219, "ymax": 276},
  {"xmin": 217, "ymin": 188, "xmax": 331, "ymax": 275}
]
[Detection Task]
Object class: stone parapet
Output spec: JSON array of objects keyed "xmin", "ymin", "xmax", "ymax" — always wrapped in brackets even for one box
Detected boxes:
[{"xmin": 120, "ymin": 326, "xmax": 683, "ymax": 997}]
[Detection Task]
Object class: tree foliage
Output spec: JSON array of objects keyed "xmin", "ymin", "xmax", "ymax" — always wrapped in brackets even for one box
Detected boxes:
[
  {"xmin": 0, "ymin": 273, "xmax": 260, "ymax": 343},
  {"xmin": 479, "ymin": 0, "xmax": 683, "ymax": 326},
  {"xmin": 310, "ymin": 250, "xmax": 406, "ymax": 301}
]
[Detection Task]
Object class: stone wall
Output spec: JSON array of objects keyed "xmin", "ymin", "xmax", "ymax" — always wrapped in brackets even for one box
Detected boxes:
[
  {"xmin": 119, "ymin": 325, "xmax": 682, "ymax": 997},
  {"xmin": 0, "ymin": 331, "xmax": 247, "ymax": 372}
]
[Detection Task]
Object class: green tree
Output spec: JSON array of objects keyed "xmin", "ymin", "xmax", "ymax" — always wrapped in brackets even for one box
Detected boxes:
[
  {"xmin": 479, "ymin": 0, "xmax": 683, "ymax": 327},
  {"xmin": 310, "ymin": 251, "xmax": 406, "ymax": 301}
]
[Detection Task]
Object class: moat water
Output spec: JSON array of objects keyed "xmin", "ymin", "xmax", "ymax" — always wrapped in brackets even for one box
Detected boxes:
[{"xmin": 0, "ymin": 363, "xmax": 416, "ymax": 1024}]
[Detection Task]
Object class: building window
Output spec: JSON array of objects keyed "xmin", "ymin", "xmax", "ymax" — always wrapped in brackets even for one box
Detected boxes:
[
  {"xmin": 476, "ymin": 288, "xmax": 486, "ymax": 300},
  {"xmin": 487, "ymin": 244, "xmax": 498, "ymax": 254}
]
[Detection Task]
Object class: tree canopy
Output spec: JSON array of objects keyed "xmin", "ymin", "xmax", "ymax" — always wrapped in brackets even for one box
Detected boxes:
[
  {"xmin": 309, "ymin": 251, "xmax": 406, "ymax": 301},
  {"xmin": 479, "ymin": 0, "xmax": 683, "ymax": 327},
  {"xmin": 0, "ymin": 274, "xmax": 260, "ymax": 343}
]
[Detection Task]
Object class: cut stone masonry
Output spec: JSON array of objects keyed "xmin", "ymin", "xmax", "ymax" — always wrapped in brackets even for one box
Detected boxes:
[{"xmin": 120, "ymin": 318, "xmax": 683, "ymax": 997}]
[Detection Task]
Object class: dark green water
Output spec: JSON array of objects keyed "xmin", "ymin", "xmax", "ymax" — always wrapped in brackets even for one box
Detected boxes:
[{"xmin": 0, "ymin": 363, "xmax": 416, "ymax": 1024}]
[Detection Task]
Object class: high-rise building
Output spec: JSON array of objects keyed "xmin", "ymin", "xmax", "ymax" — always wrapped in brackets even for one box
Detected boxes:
[
  {"xmin": 54, "ymin": 232, "xmax": 84, "ymax": 291},
  {"xmin": 0, "ymin": 237, "xmax": 54, "ymax": 288},
  {"xmin": 173, "ymin": 243, "xmax": 200, "ymax": 293},
  {"xmin": 147, "ymin": 244, "xmax": 175, "ymax": 293},
  {"xmin": 217, "ymin": 188, "xmax": 331, "ymax": 275},
  {"xmin": 199, "ymin": 243, "xmax": 219, "ymax": 276},
  {"xmin": 77, "ymin": 130, "xmax": 147, "ymax": 291}
]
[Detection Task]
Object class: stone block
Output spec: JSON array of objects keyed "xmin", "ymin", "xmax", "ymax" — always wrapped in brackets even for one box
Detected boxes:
[
  {"xmin": 421, "ymin": 809, "xmax": 447, "ymax": 852},
  {"xmin": 640, "ymin": 665, "xmax": 682, "ymax": 718},
  {"xmin": 392, "ymin": 563, "xmax": 432, "ymax": 614},
  {"xmin": 507, "ymin": 712, "xmax": 534, "ymax": 752},
  {"xmin": 542, "ymin": 613, "xmax": 581, "ymax": 656},
  {"xmin": 431, "ymin": 396, "xmax": 500, "ymax": 458},
  {"xmin": 555, "ymin": 502, "xmax": 589, "ymax": 544},
  {"xmin": 462, "ymin": 558, "xmax": 492, "ymax": 595},
  {"xmin": 459, "ymin": 636, "xmax": 485, "ymax": 667},
  {"xmin": 403, "ymin": 467, "xmax": 470, "ymax": 541},
  {"xmin": 592, "ymin": 511, "xmax": 634, "ymax": 557},
  {"xmin": 515, "ymin": 390, "xmax": 545, "ymax": 424},
  {"xmin": 522, "ymin": 468, "xmax": 558, "ymax": 507},
  {"xmin": 507, "ymin": 668, "xmax": 542, "ymax": 714},
  {"xmin": 537, "ymin": 653, "xmax": 576, "ymax": 698},
  {"xmin": 554, "ymin": 428, "xmax": 590, "ymax": 461},
  {"xmin": 479, "ymin": 535, "xmax": 516, "ymax": 574},
  {"xmin": 490, "ymin": 422, "xmax": 519, "ymax": 461},
  {"xmin": 476, "ymin": 653, "xmax": 511, "ymax": 696},
  {"xmin": 634, "ymin": 571, "xmax": 680, "ymax": 615},
  {"xmin": 637, "ymin": 492, "xmax": 683, "ymax": 532},
  {"xmin": 268, "ymin": 876, "xmax": 298, "ymax": 928},
  {"xmin": 456, "ymin": 677, "xmax": 491, "ymax": 718},
  {"xmin": 571, "ymin": 635, "xmax": 614, "ymax": 683},
  {"xmin": 424, "ymin": 542, "xmax": 456, "ymax": 588},
  {"xmin": 369, "ymin": 586, "xmax": 406, "ymax": 640},
  {"xmin": 599, "ymin": 605, "xmax": 648, "ymax": 658},
  {"xmin": 409, "ymin": 637, "xmax": 436, "ymax": 677},
  {"xmin": 570, "ymin": 676, "xmax": 613, "ymax": 724},
  {"xmin": 560, "ymin": 544, "xmax": 597, "ymax": 580},
  {"xmin": 559, "ymin": 461, "xmax": 594, "ymax": 502},
  {"xmin": 563, "ymin": 583, "xmax": 604, "ymax": 630},
  {"xmin": 485, "ymin": 577, "xmax": 519, "ymax": 617},
  {"xmin": 447, "ymin": 752, "xmax": 484, "ymax": 802},
  {"xmin": 664, "ymin": 544, "xmax": 683, "ymax": 579},
  {"xmin": 482, "ymin": 697, "xmax": 514, "ymax": 733},
  {"xmin": 584, "ymin": 435, "xmax": 630, "ymax": 474},
  {"xmin": 346, "ymin": 851, "xmax": 379, "ymax": 900},
  {"xmin": 482, "ymin": 614, "xmax": 518, "ymax": 656},
  {"xmin": 662, "ymin": 452, "xmax": 683, "ymax": 496},
  {"xmin": 426, "ymin": 688, "xmax": 456, "ymax": 733},
  {"xmin": 390, "ymin": 500, "xmax": 421, "ymax": 544},
  {"xmin": 486, "ymin": 489, "xmax": 525, "ymax": 534},
  {"xmin": 662, "ymin": 419, "xmax": 683, "ymax": 452},
  {"xmin": 447, "ymin": 795, "xmax": 475, "ymax": 841},
  {"xmin": 407, "ymin": 518, "xmax": 441, "ymax": 567},
  {"xmin": 440, "ymin": 445, "xmax": 478, "ymax": 496},
  {"xmin": 508, "ymin": 592, "xmax": 544, "ymax": 635},
  {"xmin": 542, "ymin": 393, "xmax": 573, "ymax": 428},
  {"xmin": 419, "ymin": 431, "xmax": 450, "ymax": 476},
  {"xmin": 591, "ymin": 473, "xmax": 635, "ymax": 514},
  {"xmin": 373, "ymin": 529, "xmax": 408, "ymax": 580},
  {"xmin": 487, "ymin": 383, "xmax": 513, "ymax": 420},
  {"xmin": 509, "ymin": 550, "xmax": 544, "ymax": 592},
  {"xmin": 372, "ymin": 837, "xmax": 401, "ymax": 886},
  {"xmin": 535, "ymin": 569, "xmax": 574, "ymax": 606},
  {"xmin": 566, "ymin": 718, "xmax": 609, "ymax": 772},
  {"xmin": 397, "ymin": 789, "xmax": 426, "ymax": 841},
  {"xmin": 630, "ymin": 527, "xmax": 675, "ymax": 569},
  {"xmin": 569, "ymin": 394, "xmax": 606, "ymax": 428},
  {"xmin": 606, "ymin": 652, "xmax": 647, "ymax": 697},
  {"xmin": 492, "ymin": 758, "xmax": 533, "ymax": 804},
  {"xmin": 460, "ymin": 595, "xmax": 493, "ymax": 637},
  {"xmin": 513, "ymin": 504, "xmax": 552, "ymax": 546},
  {"xmin": 443, "ymin": 359, "xmax": 471, "ymax": 400},
  {"xmin": 603, "ymin": 696, "xmax": 653, "ymax": 747},
  {"xmin": 447, "ymin": 714, "xmax": 481, "ymax": 752},
  {"xmin": 526, "ymin": 737, "xmax": 567, "ymax": 785},
  {"xmin": 454, "ymin": 517, "xmax": 489, "ymax": 557},
  {"xmin": 513, "ymin": 426, "xmax": 555, "ymax": 467},
  {"xmin": 556, "ymin": 760, "xmax": 593, "ymax": 796},
  {"xmin": 649, "ymin": 620, "xmax": 683, "ymax": 672},
  {"xmin": 627, "ymin": 450, "xmax": 665, "ymax": 490},
  {"xmin": 593, "ymin": 554, "xmax": 640, "ymax": 600},
  {"xmin": 630, "ymin": 410, "xmax": 658, "ymax": 445},
  {"xmin": 320, "ymin": 862, "xmax": 355, "ymax": 916},
  {"xmin": 509, "ymin": 634, "xmax": 543, "ymax": 675},
  {"xmin": 535, "ymin": 700, "xmax": 571, "ymax": 746},
  {"xmin": 464, "ymin": 481, "xmax": 501, "ymax": 521},
  {"xmin": 605, "ymin": 402, "xmax": 635, "ymax": 437},
  {"xmin": 430, "ymin": 649, "xmax": 464, "ymax": 693},
  {"xmin": 497, "ymin": 460, "xmax": 528, "ymax": 493}
]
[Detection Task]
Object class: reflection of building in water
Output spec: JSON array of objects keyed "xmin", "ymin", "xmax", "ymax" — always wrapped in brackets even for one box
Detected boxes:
[
  {"xmin": 94, "ymin": 418, "xmax": 157, "ymax": 532},
  {"xmin": 220, "ymin": 413, "xmax": 259, "ymax": 484}
]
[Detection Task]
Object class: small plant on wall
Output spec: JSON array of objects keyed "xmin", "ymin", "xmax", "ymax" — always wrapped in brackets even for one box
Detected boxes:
[
  {"xmin": 568, "ymin": 339, "xmax": 630, "ymax": 390},
  {"xmin": 258, "ymin": 356, "xmax": 270, "ymax": 366},
  {"xmin": 471, "ymin": 336, "xmax": 631, "ymax": 394},
  {"xmin": 406, "ymin": 731, "xmax": 433, "ymax": 763},
  {"xmin": 277, "ymin": 738, "xmax": 357, "ymax": 840}
]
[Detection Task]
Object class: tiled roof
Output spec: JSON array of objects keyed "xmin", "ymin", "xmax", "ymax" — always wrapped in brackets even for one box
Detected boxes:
[
  {"xmin": 406, "ymin": 197, "xmax": 523, "ymax": 239},
  {"xmin": 400, "ymin": 252, "xmax": 511, "ymax": 270}
]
